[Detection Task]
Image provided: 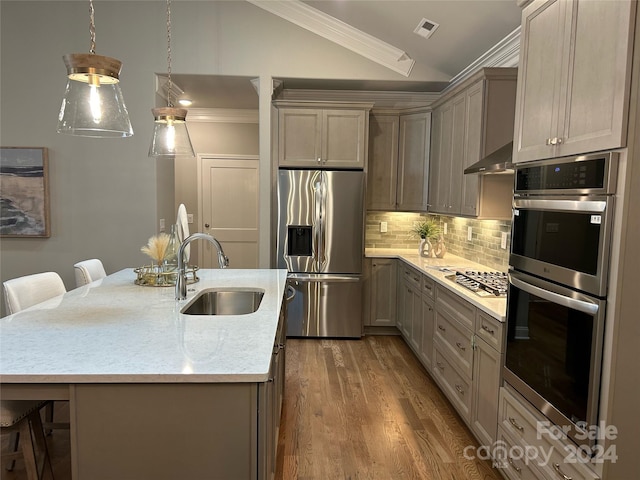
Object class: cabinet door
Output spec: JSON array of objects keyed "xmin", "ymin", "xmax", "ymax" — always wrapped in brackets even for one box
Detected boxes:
[
  {"xmin": 461, "ymin": 82, "xmax": 483, "ymax": 216},
  {"xmin": 409, "ymin": 287, "xmax": 423, "ymax": 353},
  {"xmin": 471, "ymin": 336, "xmax": 503, "ymax": 447},
  {"xmin": 428, "ymin": 104, "xmax": 451, "ymax": 214},
  {"xmin": 369, "ymin": 259, "xmax": 397, "ymax": 327},
  {"xmin": 400, "ymin": 280, "xmax": 414, "ymax": 339},
  {"xmin": 557, "ymin": 0, "xmax": 635, "ymax": 157},
  {"xmin": 420, "ymin": 295, "xmax": 435, "ymax": 371},
  {"xmin": 448, "ymin": 93, "xmax": 466, "ymax": 215},
  {"xmin": 322, "ymin": 109, "xmax": 367, "ymax": 168},
  {"xmin": 513, "ymin": 0, "xmax": 568, "ymax": 163},
  {"xmin": 278, "ymin": 108, "xmax": 322, "ymax": 167},
  {"xmin": 397, "ymin": 112, "xmax": 431, "ymax": 211},
  {"xmin": 367, "ymin": 115, "xmax": 399, "ymax": 210},
  {"xmin": 429, "ymin": 95, "xmax": 465, "ymax": 214}
]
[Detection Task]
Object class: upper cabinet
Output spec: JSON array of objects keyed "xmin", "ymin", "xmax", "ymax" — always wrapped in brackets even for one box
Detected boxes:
[
  {"xmin": 513, "ymin": 0, "xmax": 636, "ymax": 163},
  {"xmin": 367, "ymin": 110, "xmax": 431, "ymax": 211},
  {"xmin": 275, "ymin": 101, "xmax": 372, "ymax": 169},
  {"xmin": 429, "ymin": 68, "xmax": 517, "ymax": 220}
]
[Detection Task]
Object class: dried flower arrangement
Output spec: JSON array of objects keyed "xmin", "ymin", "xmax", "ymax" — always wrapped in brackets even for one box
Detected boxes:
[{"xmin": 141, "ymin": 233, "xmax": 171, "ymax": 266}]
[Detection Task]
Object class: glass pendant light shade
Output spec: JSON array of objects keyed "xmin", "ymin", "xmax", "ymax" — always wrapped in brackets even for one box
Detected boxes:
[
  {"xmin": 57, "ymin": 53, "xmax": 133, "ymax": 138},
  {"xmin": 149, "ymin": 107, "xmax": 195, "ymax": 157}
]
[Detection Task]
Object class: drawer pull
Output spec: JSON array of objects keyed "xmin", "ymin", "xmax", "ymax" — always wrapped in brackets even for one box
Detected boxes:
[
  {"xmin": 436, "ymin": 362, "xmax": 445, "ymax": 370},
  {"xmin": 508, "ymin": 457, "xmax": 521, "ymax": 473},
  {"xmin": 456, "ymin": 342, "xmax": 466, "ymax": 351},
  {"xmin": 455, "ymin": 384, "xmax": 464, "ymax": 395},
  {"xmin": 438, "ymin": 325, "xmax": 446, "ymax": 332},
  {"xmin": 553, "ymin": 463, "xmax": 572, "ymax": 480},
  {"xmin": 508, "ymin": 416, "xmax": 524, "ymax": 432},
  {"xmin": 413, "ymin": 276, "xmax": 419, "ymax": 282},
  {"xmin": 481, "ymin": 324, "xmax": 495, "ymax": 335}
]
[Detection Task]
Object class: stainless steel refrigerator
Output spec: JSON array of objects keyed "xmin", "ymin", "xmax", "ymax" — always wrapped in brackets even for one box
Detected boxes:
[{"xmin": 277, "ymin": 169, "xmax": 364, "ymax": 338}]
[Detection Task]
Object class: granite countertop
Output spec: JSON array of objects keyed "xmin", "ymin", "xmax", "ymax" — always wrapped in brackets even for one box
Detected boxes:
[
  {"xmin": 366, "ymin": 248, "xmax": 507, "ymax": 322},
  {"xmin": 0, "ymin": 268, "xmax": 288, "ymax": 384}
]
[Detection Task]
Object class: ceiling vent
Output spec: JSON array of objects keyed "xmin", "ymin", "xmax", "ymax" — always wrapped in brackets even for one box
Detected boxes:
[{"xmin": 414, "ymin": 18, "xmax": 439, "ymax": 39}]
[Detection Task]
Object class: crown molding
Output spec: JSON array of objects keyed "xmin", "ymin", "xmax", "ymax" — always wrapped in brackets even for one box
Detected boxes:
[
  {"xmin": 277, "ymin": 88, "xmax": 439, "ymax": 109},
  {"xmin": 247, "ymin": 0, "xmax": 414, "ymax": 77},
  {"xmin": 448, "ymin": 26, "xmax": 521, "ymax": 87},
  {"xmin": 187, "ymin": 108, "xmax": 259, "ymax": 124}
]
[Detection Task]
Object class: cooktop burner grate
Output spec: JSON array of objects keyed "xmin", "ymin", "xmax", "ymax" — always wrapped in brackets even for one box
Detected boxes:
[{"xmin": 448, "ymin": 270, "xmax": 508, "ymax": 297}]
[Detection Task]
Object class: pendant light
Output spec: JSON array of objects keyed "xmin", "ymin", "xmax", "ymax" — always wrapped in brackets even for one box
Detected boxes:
[
  {"xmin": 149, "ymin": 0, "xmax": 195, "ymax": 158},
  {"xmin": 57, "ymin": 0, "xmax": 133, "ymax": 138}
]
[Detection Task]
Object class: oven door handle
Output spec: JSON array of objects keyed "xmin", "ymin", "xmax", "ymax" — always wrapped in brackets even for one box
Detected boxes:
[
  {"xmin": 513, "ymin": 198, "xmax": 607, "ymax": 213},
  {"xmin": 509, "ymin": 273, "xmax": 599, "ymax": 315}
]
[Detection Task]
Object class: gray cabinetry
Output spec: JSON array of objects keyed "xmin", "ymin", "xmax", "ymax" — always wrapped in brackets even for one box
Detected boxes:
[
  {"xmin": 428, "ymin": 68, "xmax": 516, "ymax": 220},
  {"xmin": 513, "ymin": 0, "xmax": 636, "ymax": 163},
  {"xmin": 275, "ymin": 102, "xmax": 372, "ymax": 169},
  {"xmin": 367, "ymin": 110, "xmax": 431, "ymax": 211},
  {"xmin": 470, "ymin": 311, "xmax": 505, "ymax": 447},
  {"xmin": 498, "ymin": 386, "xmax": 600, "ymax": 480},
  {"xmin": 364, "ymin": 258, "xmax": 397, "ymax": 327}
]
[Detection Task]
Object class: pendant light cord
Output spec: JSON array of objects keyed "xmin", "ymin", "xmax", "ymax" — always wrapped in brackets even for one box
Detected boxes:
[
  {"xmin": 166, "ymin": 0, "xmax": 173, "ymax": 108},
  {"xmin": 89, "ymin": 0, "xmax": 96, "ymax": 54}
]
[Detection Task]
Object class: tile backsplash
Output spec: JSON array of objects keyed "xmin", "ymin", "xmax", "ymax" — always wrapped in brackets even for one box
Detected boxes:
[{"xmin": 365, "ymin": 211, "xmax": 511, "ymax": 271}]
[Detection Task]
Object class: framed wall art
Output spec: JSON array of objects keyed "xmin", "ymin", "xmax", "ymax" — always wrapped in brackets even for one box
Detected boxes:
[{"xmin": 0, "ymin": 147, "xmax": 50, "ymax": 237}]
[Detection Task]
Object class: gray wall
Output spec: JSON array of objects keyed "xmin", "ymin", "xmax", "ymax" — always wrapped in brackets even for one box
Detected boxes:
[{"xmin": 0, "ymin": 0, "xmax": 436, "ymax": 315}]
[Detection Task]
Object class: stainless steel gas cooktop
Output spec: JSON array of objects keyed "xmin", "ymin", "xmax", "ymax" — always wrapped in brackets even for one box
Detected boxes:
[{"xmin": 446, "ymin": 270, "xmax": 508, "ymax": 297}]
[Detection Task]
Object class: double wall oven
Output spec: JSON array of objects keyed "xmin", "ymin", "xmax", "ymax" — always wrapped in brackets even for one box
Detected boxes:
[{"xmin": 505, "ymin": 151, "xmax": 618, "ymax": 447}]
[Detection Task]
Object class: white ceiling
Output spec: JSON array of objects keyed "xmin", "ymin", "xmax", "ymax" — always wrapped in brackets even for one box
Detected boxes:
[{"xmin": 171, "ymin": 0, "xmax": 523, "ymax": 108}]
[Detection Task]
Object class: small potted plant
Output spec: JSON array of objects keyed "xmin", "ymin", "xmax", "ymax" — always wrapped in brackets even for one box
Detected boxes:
[{"xmin": 411, "ymin": 219, "xmax": 441, "ymax": 257}]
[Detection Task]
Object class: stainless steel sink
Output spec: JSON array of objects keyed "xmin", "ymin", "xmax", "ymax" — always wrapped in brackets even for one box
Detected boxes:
[{"xmin": 181, "ymin": 288, "xmax": 264, "ymax": 315}]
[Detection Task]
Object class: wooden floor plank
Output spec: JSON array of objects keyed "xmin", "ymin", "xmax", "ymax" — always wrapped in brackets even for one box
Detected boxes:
[{"xmin": 276, "ymin": 336, "xmax": 502, "ymax": 480}]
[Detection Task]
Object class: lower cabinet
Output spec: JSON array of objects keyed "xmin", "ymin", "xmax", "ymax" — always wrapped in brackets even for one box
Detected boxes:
[
  {"xmin": 498, "ymin": 386, "xmax": 600, "ymax": 480},
  {"xmin": 364, "ymin": 258, "xmax": 398, "ymax": 328},
  {"xmin": 391, "ymin": 260, "xmax": 506, "ymax": 460},
  {"xmin": 73, "ymin": 300, "xmax": 287, "ymax": 480}
]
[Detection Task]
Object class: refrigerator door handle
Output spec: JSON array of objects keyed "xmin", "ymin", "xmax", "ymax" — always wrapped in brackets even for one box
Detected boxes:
[
  {"xmin": 313, "ymin": 179, "xmax": 322, "ymax": 270},
  {"xmin": 287, "ymin": 273, "xmax": 361, "ymax": 282}
]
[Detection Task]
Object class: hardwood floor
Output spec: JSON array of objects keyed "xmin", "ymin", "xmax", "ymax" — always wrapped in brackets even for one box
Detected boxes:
[
  {"xmin": 1, "ymin": 336, "xmax": 501, "ymax": 479},
  {"xmin": 276, "ymin": 336, "xmax": 501, "ymax": 480}
]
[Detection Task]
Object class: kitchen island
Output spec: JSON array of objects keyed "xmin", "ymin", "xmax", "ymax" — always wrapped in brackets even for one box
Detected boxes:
[{"xmin": 0, "ymin": 268, "xmax": 288, "ymax": 479}]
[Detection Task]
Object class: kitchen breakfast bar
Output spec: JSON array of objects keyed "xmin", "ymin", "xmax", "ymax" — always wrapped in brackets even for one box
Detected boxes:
[{"xmin": 0, "ymin": 268, "xmax": 288, "ymax": 479}]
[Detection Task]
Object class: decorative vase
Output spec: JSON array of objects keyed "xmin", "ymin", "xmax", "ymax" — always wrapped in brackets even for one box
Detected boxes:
[
  {"xmin": 163, "ymin": 224, "xmax": 179, "ymax": 273},
  {"xmin": 419, "ymin": 238, "xmax": 433, "ymax": 258},
  {"xmin": 434, "ymin": 235, "xmax": 447, "ymax": 258}
]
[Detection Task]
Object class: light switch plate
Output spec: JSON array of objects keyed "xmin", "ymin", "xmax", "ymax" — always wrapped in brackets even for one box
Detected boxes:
[
  {"xmin": 380, "ymin": 221, "xmax": 388, "ymax": 233},
  {"xmin": 187, "ymin": 214, "xmax": 194, "ymax": 224},
  {"xmin": 159, "ymin": 218, "xmax": 165, "ymax": 231},
  {"xmin": 501, "ymin": 232, "xmax": 508, "ymax": 249},
  {"xmin": 467, "ymin": 226, "xmax": 473, "ymax": 241}
]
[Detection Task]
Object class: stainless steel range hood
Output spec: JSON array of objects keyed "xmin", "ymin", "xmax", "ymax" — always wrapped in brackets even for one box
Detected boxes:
[{"xmin": 464, "ymin": 141, "xmax": 514, "ymax": 174}]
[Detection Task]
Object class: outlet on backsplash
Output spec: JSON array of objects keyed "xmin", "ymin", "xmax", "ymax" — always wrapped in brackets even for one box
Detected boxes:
[{"xmin": 365, "ymin": 211, "xmax": 511, "ymax": 271}]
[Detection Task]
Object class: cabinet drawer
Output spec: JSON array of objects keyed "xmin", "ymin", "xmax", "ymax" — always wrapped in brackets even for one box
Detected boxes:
[
  {"xmin": 422, "ymin": 275, "xmax": 435, "ymax": 299},
  {"xmin": 433, "ymin": 347, "xmax": 471, "ymax": 422},
  {"xmin": 475, "ymin": 311, "xmax": 505, "ymax": 353},
  {"xmin": 401, "ymin": 264, "xmax": 421, "ymax": 290},
  {"xmin": 434, "ymin": 310, "xmax": 473, "ymax": 378},
  {"xmin": 499, "ymin": 387, "xmax": 600, "ymax": 480},
  {"xmin": 436, "ymin": 285, "xmax": 475, "ymax": 330},
  {"xmin": 495, "ymin": 428, "xmax": 541, "ymax": 480}
]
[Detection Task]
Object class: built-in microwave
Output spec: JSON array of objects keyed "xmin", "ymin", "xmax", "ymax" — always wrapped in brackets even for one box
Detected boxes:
[{"xmin": 510, "ymin": 152, "xmax": 618, "ymax": 297}]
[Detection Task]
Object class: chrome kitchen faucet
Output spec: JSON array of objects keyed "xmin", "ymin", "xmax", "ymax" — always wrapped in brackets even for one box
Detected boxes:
[{"xmin": 175, "ymin": 233, "xmax": 229, "ymax": 300}]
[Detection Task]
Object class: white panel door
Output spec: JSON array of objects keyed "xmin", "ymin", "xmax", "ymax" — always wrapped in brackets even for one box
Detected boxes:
[{"xmin": 201, "ymin": 156, "xmax": 259, "ymax": 269}]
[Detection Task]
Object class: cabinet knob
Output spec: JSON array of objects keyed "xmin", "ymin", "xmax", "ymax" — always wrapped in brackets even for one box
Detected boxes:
[
  {"xmin": 317, "ymin": 157, "xmax": 322, "ymax": 163},
  {"xmin": 204, "ymin": 223, "xmax": 210, "ymax": 228}
]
